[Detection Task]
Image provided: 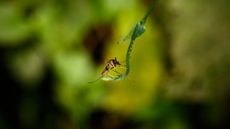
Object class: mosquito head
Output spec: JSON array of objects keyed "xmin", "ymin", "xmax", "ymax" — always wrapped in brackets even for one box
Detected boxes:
[{"xmin": 114, "ymin": 57, "xmax": 121, "ymax": 65}]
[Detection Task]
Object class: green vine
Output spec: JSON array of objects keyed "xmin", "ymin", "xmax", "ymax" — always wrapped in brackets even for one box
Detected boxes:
[{"xmin": 113, "ymin": 0, "xmax": 158, "ymax": 80}]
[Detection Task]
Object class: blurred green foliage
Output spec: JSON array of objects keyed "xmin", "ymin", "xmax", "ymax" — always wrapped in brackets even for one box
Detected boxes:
[{"xmin": 0, "ymin": 0, "xmax": 230, "ymax": 129}]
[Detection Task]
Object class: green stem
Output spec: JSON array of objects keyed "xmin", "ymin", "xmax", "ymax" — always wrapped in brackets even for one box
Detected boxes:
[
  {"xmin": 141, "ymin": 0, "xmax": 158, "ymax": 24},
  {"xmin": 124, "ymin": 0, "xmax": 158, "ymax": 77},
  {"xmin": 125, "ymin": 40, "xmax": 134, "ymax": 77},
  {"xmin": 114, "ymin": 0, "xmax": 158, "ymax": 80}
]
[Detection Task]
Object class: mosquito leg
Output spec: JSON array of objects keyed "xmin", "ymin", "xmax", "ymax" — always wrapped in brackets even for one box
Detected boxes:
[
  {"xmin": 107, "ymin": 74, "xmax": 122, "ymax": 80},
  {"xmin": 88, "ymin": 76, "xmax": 102, "ymax": 83},
  {"xmin": 104, "ymin": 74, "xmax": 118, "ymax": 80},
  {"xmin": 117, "ymin": 64, "xmax": 127, "ymax": 69},
  {"xmin": 121, "ymin": 64, "xmax": 127, "ymax": 68},
  {"xmin": 111, "ymin": 69, "xmax": 122, "ymax": 74}
]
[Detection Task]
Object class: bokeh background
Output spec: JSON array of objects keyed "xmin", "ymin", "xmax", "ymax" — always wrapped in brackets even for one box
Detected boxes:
[{"xmin": 0, "ymin": 0, "xmax": 230, "ymax": 129}]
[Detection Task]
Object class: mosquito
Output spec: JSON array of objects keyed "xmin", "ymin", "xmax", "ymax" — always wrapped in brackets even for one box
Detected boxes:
[{"xmin": 89, "ymin": 57, "xmax": 124, "ymax": 83}]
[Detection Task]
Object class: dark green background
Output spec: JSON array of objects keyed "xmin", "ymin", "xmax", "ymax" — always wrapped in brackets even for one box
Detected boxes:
[{"xmin": 0, "ymin": 0, "xmax": 229, "ymax": 129}]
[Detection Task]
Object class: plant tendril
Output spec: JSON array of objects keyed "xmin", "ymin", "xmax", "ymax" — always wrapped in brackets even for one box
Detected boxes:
[{"xmin": 112, "ymin": 0, "xmax": 158, "ymax": 80}]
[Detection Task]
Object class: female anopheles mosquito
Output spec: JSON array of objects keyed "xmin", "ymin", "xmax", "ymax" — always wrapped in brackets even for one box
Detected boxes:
[{"xmin": 89, "ymin": 57, "xmax": 125, "ymax": 83}]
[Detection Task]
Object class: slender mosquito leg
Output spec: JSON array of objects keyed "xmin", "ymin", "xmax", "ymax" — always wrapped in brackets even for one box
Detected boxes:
[
  {"xmin": 111, "ymin": 69, "xmax": 121, "ymax": 74},
  {"xmin": 107, "ymin": 74, "xmax": 122, "ymax": 80},
  {"xmin": 105, "ymin": 74, "xmax": 118, "ymax": 80},
  {"xmin": 119, "ymin": 65, "xmax": 127, "ymax": 69}
]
